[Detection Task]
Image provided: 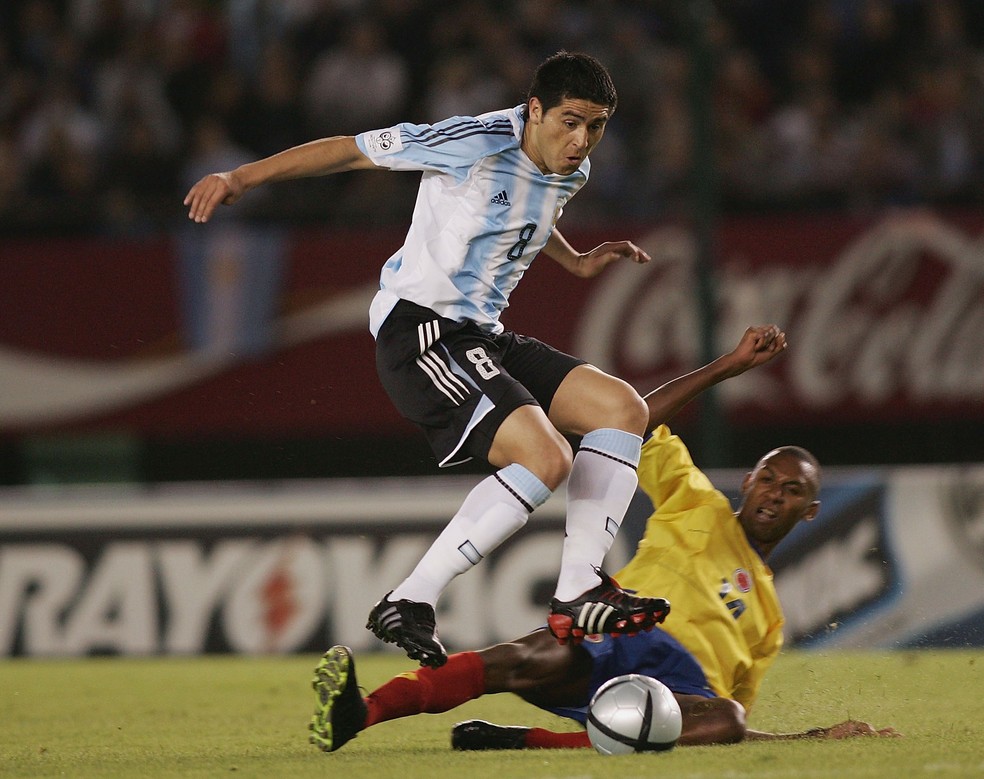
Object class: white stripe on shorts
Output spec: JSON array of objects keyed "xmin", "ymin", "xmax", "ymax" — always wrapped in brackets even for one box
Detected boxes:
[
  {"xmin": 417, "ymin": 351, "xmax": 469, "ymax": 404},
  {"xmin": 417, "ymin": 320, "xmax": 440, "ymax": 354},
  {"xmin": 414, "ymin": 320, "xmax": 469, "ymax": 405}
]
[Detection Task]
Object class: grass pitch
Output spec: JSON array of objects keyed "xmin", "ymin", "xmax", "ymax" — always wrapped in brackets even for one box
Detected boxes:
[{"xmin": 1, "ymin": 649, "xmax": 981, "ymax": 779}]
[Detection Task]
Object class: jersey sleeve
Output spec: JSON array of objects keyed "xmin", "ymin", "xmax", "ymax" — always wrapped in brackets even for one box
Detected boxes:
[
  {"xmin": 638, "ymin": 425, "xmax": 722, "ymax": 512},
  {"xmin": 730, "ymin": 625, "xmax": 783, "ymax": 712},
  {"xmin": 356, "ymin": 110, "xmax": 520, "ymax": 180},
  {"xmin": 623, "ymin": 425, "xmax": 733, "ymax": 559}
]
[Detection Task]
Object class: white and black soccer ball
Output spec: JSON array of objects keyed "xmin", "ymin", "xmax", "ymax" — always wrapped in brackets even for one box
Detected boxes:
[{"xmin": 586, "ymin": 674, "xmax": 682, "ymax": 755}]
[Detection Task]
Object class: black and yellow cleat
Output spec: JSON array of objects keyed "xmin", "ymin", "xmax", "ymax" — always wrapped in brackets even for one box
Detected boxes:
[{"xmin": 309, "ymin": 646, "xmax": 368, "ymax": 754}]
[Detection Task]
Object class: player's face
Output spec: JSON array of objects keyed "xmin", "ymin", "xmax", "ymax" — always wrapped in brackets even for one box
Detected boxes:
[
  {"xmin": 737, "ymin": 452, "xmax": 819, "ymax": 552},
  {"xmin": 523, "ymin": 97, "xmax": 611, "ymax": 175}
]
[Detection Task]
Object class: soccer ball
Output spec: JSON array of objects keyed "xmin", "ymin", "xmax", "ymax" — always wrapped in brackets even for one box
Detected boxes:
[{"xmin": 586, "ymin": 674, "xmax": 682, "ymax": 755}]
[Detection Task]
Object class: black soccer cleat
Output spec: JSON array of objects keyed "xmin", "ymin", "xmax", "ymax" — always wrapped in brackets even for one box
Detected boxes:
[
  {"xmin": 366, "ymin": 592, "xmax": 448, "ymax": 668},
  {"xmin": 451, "ymin": 720, "xmax": 530, "ymax": 751},
  {"xmin": 547, "ymin": 567, "xmax": 671, "ymax": 644},
  {"xmin": 309, "ymin": 645, "xmax": 368, "ymax": 754}
]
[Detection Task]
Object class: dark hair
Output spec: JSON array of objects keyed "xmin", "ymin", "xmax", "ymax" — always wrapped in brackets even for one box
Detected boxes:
[
  {"xmin": 525, "ymin": 50, "xmax": 617, "ymax": 115},
  {"xmin": 773, "ymin": 445, "xmax": 820, "ymax": 473},
  {"xmin": 760, "ymin": 445, "xmax": 822, "ymax": 494}
]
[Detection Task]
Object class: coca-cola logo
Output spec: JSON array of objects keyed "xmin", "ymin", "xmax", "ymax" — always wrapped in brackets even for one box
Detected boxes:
[{"xmin": 574, "ymin": 213, "xmax": 984, "ymax": 416}]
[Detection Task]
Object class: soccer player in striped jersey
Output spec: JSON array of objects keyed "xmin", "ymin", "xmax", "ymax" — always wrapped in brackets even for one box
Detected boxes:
[{"xmin": 184, "ymin": 51, "xmax": 668, "ymax": 669}]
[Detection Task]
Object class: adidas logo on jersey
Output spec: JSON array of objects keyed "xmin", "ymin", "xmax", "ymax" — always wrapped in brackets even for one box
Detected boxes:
[{"xmin": 490, "ymin": 190, "xmax": 510, "ymax": 206}]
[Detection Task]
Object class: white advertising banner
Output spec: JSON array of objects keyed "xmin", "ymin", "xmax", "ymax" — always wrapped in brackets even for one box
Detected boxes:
[
  {"xmin": 771, "ymin": 465, "xmax": 984, "ymax": 649},
  {"xmin": 1, "ymin": 466, "xmax": 983, "ymax": 657},
  {"xmin": 0, "ymin": 478, "xmax": 593, "ymax": 657}
]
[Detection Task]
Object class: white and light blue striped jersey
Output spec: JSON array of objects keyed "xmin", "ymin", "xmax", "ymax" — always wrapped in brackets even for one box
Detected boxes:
[{"xmin": 355, "ymin": 105, "xmax": 590, "ymax": 336}]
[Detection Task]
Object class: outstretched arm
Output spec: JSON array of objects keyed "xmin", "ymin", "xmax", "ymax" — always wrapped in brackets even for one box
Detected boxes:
[
  {"xmin": 183, "ymin": 135, "xmax": 378, "ymax": 223},
  {"xmin": 543, "ymin": 229, "xmax": 650, "ymax": 278},
  {"xmin": 643, "ymin": 324, "xmax": 787, "ymax": 432},
  {"xmin": 745, "ymin": 720, "xmax": 900, "ymax": 741}
]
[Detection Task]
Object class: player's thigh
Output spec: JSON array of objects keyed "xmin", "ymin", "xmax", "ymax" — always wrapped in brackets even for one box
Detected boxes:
[
  {"xmin": 496, "ymin": 332, "xmax": 585, "ymax": 415},
  {"xmin": 479, "ymin": 629, "xmax": 591, "ymax": 697},
  {"xmin": 548, "ymin": 364, "xmax": 648, "ymax": 436}
]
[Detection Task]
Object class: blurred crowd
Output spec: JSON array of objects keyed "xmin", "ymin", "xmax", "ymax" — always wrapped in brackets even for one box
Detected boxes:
[{"xmin": 2, "ymin": 0, "xmax": 984, "ymax": 237}]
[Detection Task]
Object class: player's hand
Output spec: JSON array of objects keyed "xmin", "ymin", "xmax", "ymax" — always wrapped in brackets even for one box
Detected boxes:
[
  {"xmin": 591, "ymin": 240, "xmax": 651, "ymax": 266},
  {"xmin": 817, "ymin": 720, "xmax": 902, "ymax": 739},
  {"xmin": 183, "ymin": 171, "xmax": 246, "ymax": 223},
  {"xmin": 574, "ymin": 241, "xmax": 651, "ymax": 277},
  {"xmin": 727, "ymin": 324, "xmax": 787, "ymax": 375}
]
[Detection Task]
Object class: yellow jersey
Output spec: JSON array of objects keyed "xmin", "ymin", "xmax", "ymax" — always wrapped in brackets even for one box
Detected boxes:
[{"xmin": 614, "ymin": 425, "xmax": 784, "ymax": 711}]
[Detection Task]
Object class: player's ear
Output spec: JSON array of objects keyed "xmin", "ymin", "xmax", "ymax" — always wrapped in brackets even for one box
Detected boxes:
[
  {"xmin": 803, "ymin": 500, "xmax": 820, "ymax": 522},
  {"xmin": 528, "ymin": 97, "xmax": 543, "ymax": 124},
  {"xmin": 739, "ymin": 471, "xmax": 753, "ymax": 495}
]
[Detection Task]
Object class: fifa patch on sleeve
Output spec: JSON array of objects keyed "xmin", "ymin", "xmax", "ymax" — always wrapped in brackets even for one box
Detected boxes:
[{"xmin": 362, "ymin": 127, "xmax": 403, "ymax": 157}]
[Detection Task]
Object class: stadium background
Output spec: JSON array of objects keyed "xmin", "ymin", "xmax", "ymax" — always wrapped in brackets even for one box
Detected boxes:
[{"xmin": 2, "ymin": 0, "xmax": 983, "ymax": 657}]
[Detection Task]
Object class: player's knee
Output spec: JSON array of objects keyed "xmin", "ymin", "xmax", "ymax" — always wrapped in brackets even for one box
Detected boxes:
[
  {"xmin": 593, "ymin": 382, "xmax": 648, "ymax": 437},
  {"xmin": 619, "ymin": 388, "xmax": 649, "ymax": 436},
  {"xmin": 520, "ymin": 436, "xmax": 573, "ymax": 490},
  {"xmin": 543, "ymin": 439, "xmax": 574, "ymax": 486}
]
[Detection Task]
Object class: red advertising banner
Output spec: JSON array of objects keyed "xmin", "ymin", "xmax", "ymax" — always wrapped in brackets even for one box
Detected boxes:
[{"xmin": 2, "ymin": 209, "xmax": 983, "ymax": 437}]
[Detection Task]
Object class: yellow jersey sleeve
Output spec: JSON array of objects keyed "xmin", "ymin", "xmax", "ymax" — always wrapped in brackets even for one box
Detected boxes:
[{"xmin": 614, "ymin": 425, "xmax": 784, "ymax": 710}]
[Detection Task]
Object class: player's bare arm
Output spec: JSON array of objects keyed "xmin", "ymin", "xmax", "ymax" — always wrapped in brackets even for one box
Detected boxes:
[
  {"xmin": 184, "ymin": 135, "xmax": 378, "ymax": 223},
  {"xmin": 543, "ymin": 229, "xmax": 650, "ymax": 278},
  {"xmin": 745, "ymin": 719, "xmax": 900, "ymax": 741},
  {"xmin": 643, "ymin": 324, "xmax": 787, "ymax": 431}
]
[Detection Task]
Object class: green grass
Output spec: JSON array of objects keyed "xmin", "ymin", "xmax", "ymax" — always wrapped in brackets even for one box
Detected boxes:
[{"xmin": 1, "ymin": 650, "xmax": 981, "ymax": 778}]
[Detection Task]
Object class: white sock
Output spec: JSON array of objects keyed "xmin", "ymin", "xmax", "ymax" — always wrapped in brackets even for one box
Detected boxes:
[
  {"xmin": 553, "ymin": 428, "xmax": 642, "ymax": 601},
  {"xmin": 390, "ymin": 463, "xmax": 551, "ymax": 605}
]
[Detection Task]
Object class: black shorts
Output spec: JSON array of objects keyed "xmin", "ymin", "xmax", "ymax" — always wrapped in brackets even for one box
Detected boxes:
[{"xmin": 375, "ymin": 300, "xmax": 586, "ymax": 467}]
